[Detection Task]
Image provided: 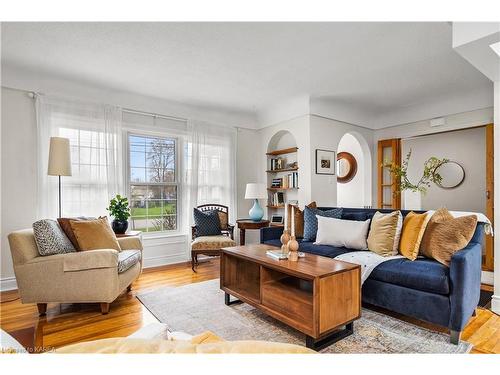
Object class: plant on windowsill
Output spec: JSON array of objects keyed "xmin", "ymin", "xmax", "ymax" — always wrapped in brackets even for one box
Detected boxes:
[
  {"xmin": 107, "ymin": 194, "xmax": 131, "ymax": 234},
  {"xmin": 382, "ymin": 149, "xmax": 448, "ymax": 195}
]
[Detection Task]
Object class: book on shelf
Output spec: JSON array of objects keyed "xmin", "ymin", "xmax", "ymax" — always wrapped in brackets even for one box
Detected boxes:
[
  {"xmin": 269, "ymin": 191, "xmax": 285, "ymax": 206},
  {"xmin": 270, "ymin": 173, "xmax": 298, "ymax": 189}
]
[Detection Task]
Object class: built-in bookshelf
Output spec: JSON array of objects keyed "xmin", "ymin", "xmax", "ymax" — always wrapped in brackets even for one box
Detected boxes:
[{"xmin": 266, "ymin": 146, "xmax": 299, "ymax": 221}]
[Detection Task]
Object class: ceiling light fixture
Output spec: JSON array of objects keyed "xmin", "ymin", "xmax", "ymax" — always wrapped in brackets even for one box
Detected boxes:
[{"xmin": 490, "ymin": 41, "xmax": 500, "ymax": 57}]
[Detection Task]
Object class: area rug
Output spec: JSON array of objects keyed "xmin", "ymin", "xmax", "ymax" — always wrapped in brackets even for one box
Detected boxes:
[{"xmin": 137, "ymin": 279, "xmax": 472, "ymax": 353}]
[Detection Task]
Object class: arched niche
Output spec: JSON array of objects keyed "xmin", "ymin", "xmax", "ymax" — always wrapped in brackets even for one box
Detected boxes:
[
  {"xmin": 267, "ymin": 129, "xmax": 297, "ymax": 153},
  {"xmin": 336, "ymin": 131, "xmax": 372, "ymax": 208}
]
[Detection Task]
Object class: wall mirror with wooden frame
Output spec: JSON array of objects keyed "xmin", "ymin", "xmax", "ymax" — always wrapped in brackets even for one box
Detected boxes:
[{"xmin": 336, "ymin": 152, "xmax": 357, "ymax": 183}]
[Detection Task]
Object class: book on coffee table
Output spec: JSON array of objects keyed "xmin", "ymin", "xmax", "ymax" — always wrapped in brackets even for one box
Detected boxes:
[{"xmin": 266, "ymin": 250, "xmax": 288, "ymax": 260}]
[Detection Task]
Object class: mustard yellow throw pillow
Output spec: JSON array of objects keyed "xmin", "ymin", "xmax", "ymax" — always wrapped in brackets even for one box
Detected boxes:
[
  {"xmin": 419, "ymin": 208, "xmax": 477, "ymax": 266},
  {"xmin": 69, "ymin": 218, "xmax": 121, "ymax": 251},
  {"xmin": 399, "ymin": 212, "xmax": 431, "ymax": 260},
  {"xmin": 367, "ymin": 211, "xmax": 403, "ymax": 256}
]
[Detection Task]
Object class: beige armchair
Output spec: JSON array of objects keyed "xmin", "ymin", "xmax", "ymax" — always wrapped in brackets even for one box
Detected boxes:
[{"xmin": 8, "ymin": 229, "xmax": 143, "ymax": 316}]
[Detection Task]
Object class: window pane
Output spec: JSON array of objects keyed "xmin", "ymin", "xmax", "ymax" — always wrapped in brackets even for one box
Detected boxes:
[
  {"xmin": 130, "ymin": 151, "xmax": 145, "ymax": 168},
  {"xmin": 130, "ymin": 168, "xmax": 146, "ymax": 182},
  {"xmin": 128, "ymin": 134, "xmax": 177, "ymax": 232}
]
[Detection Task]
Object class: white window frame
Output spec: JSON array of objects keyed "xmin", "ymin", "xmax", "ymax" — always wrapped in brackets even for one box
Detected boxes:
[{"xmin": 125, "ymin": 130, "xmax": 183, "ymax": 238}]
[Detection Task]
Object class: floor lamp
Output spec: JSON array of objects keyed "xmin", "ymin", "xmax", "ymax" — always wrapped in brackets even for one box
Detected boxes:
[{"xmin": 48, "ymin": 137, "xmax": 72, "ymax": 218}]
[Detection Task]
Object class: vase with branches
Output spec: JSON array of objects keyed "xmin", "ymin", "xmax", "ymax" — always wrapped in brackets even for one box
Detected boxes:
[{"xmin": 382, "ymin": 149, "xmax": 448, "ymax": 195}]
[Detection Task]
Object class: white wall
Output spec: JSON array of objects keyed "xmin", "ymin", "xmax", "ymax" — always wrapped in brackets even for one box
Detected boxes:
[
  {"xmin": 372, "ymin": 107, "xmax": 494, "ymax": 208},
  {"xmin": 401, "ymin": 127, "xmax": 486, "ymax": 213},
  {"xmin": 1, "ymin": 88, "xmax": 37, "ymax": 291},
  {"xmin": 309, "ymin": 115, "xmax": 373, "ymax": 207},
  {"xmin": 0, "ymin": 86, "xmax": 258, "ymax": 290},
  {"xmin": 337, "ymin": 133, "xmax": 365, "ymax": 207}
]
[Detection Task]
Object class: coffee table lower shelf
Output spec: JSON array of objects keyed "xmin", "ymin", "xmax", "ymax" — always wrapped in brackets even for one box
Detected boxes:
[
  {"xmin": 220, "ymin": 245, "xmax": 361, "ymax": 351},
  {"xmin": 224, "ymin": 291, "xmax": 355, "ymax": 350}
]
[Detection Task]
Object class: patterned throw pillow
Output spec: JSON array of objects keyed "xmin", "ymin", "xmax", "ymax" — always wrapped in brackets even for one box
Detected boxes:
[
  {"xmin": 193, "ymin": 208, "xmax": 222, "ymax": 236},
  {"xmin": 117, "ymin": 250, "xmax": 142, "ymax": 273},
  {"xmin": 33, "ymin": 219, "xmax": 76, "ymax": 256},
  {"xmin": 303, "ymin": 207, "xmax": 343, "ymax": 241}
]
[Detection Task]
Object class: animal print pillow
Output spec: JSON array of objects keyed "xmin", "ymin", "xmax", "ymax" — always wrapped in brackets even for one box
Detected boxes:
[{"xmin": 33, "ymin": 219, "xmax": 76, "ymax": 256}]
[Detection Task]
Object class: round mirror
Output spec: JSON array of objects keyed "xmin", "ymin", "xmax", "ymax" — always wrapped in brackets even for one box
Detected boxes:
[
  {"xmin": 434, "ymin": 161, "xmax": 465, "ymax": 189},
  {"xmin": 337, "ymin": 152, "xmax": 357, "ymax": 183}
]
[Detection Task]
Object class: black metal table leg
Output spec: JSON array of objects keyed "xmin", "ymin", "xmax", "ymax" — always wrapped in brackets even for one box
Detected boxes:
[
  {"xmin": 306, "ymin": 322, "xmax": 354, "ymax": 351},
  {"xmin": 224, "ymin": 292, "xmax": 241, "ymax": 306}
]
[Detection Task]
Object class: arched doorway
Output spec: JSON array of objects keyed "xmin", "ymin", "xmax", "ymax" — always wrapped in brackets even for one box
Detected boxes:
[{"xmin": 336, "ymin": 132, "xmax": 372, "ymax": 208}]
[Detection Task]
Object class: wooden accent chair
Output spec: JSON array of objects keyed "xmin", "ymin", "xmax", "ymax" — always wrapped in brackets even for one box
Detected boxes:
[{"xmin": 191, "ymin": 204, "xmax": 236, "ymax": 272}]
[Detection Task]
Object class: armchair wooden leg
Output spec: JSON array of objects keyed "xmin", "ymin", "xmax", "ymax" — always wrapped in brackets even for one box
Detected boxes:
[
  {"xmin": 37, "ymin": 303, "xmax": 47, "ymax": 317},
  {"xmin": 191, "ymin": 251, "xmax": 197, "ymax": 272},
  {"xmin": 100, "ymin": 303, "xmax": 110, "ymax": 315}
]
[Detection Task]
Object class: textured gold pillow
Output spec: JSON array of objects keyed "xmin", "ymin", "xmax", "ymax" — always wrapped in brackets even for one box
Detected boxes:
[
  {"xmin": 69, "ymin": 218, "xmax": 121, "ymax": 251},
  {"xmin": 286, "ymin": 201, "xmax": 317, "ymax": 238},
  {"xmin": 419, "ymin": 208, "xmax": 477, "ymax": 266},
  {"xmin": 367, "ymin": 211, "xmax": 403, "ymax": 256},
  {"xmin": 399, "ymin": 212, "xmax": 431, "ymax": 260}
]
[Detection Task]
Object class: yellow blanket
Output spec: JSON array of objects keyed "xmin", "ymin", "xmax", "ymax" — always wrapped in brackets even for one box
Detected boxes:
[{"xmin": 55, "ymin": 331, "xmax": 314, "ymax": 354}]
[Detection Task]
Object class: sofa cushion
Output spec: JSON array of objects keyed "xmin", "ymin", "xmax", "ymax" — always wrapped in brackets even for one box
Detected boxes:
[
  {"xmin": 341, "ymin": 211, "xmax": 369, "ymax": 221},
  {"xmin": 69, "ymin": 218, "xmax": 121, "ymax": 251},
  {"xmin": 286, "ymin": 202, "xmax": 317, "ymax": 238},
  {"xmin": 420, "ymin": 208, "xmax": 477, "ymax": 266},
  {"xmin": 263, "ymin": 239, "xmax": 283, "ymax": 248},
  {"xmin": 33, "ymin": 219, "xmax": 76, "ymax": 256},
  {"xmin": 118, "ymin": 250, "xmax": 142, "ymax": 274},
  {"xmin": 367, "ymin": 211, "xmax": 403, "ymax": 256},
  {"xmin": 193, "ymin": 208, "xmax": 221, "ymax": 236},
  {"xmin": 299, "ymin": 241, "xmax": 352, "ymax": 258},
  {"xmin": 57, "ymin": 216, "xmax": 96, "ymax": 250},
  {"xmin": 303, "ymin": 207, "xmax": 342, "ymax": 241},
  {"xmin": 191, "ymin": 235, "xmax": 236, "ymax": 250},
  {"xmin": 369, "ymin": 257, "xmax": 450, "ymax": 295}
]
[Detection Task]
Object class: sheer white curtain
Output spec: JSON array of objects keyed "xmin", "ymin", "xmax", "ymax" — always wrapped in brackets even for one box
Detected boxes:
[
  {"xmin": 35, "ymin": 95, "xmax": 123, "ymax": 219},
  {"xmin": 184, "ymin": 120, "xmax": 237, "ymax": 227}
]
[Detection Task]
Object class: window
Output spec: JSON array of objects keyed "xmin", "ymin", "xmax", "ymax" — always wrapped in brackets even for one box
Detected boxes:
[
  {"xmin": 128, "ymin": 134, "xmax": 178, "ymax": 233},
  {"xmin": 59, "ymin": 127, "xmax": 111, "ymax": 216}
]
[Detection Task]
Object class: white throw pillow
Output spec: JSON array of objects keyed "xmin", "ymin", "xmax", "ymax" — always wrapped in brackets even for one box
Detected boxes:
[{"xmin": 314, "ymin": 216, "xmax": 370, "ymax": 250}]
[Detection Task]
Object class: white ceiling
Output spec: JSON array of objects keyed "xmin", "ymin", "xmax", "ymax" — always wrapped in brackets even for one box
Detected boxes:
[{"xmin": 1, "ymin": 22, "xmax": 493, "ymax": 128}]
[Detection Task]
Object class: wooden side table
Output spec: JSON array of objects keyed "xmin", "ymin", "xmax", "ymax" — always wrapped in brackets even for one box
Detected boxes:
[
  {"xmin": 115, "ymin": 230, "xmax": 142, "ymax": 238},
  {"xmin": 236, "ymin": 219, "xmax": 270, "ymax": 245}
]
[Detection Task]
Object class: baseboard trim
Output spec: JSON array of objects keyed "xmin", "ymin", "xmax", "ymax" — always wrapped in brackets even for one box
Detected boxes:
[
  {"xmin": 492, "ymin": 295, "xmax": 500, "ymax": 315},
  {"xmin": 0, "ymin": 276, "xmax": 18, "ymax": 292},
  {"xmin": 481, "ymin": 271, "xmax": 494, "ymax": 285},
  {"xmin": 142, "ymin": 254, "xmax": 188, "ymax": 269}
]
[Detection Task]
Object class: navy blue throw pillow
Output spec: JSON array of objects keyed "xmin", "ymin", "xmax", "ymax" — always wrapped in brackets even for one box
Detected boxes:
[
  {"xmin": 193, "ymin": 208, "xmax": 221, "ymax": 236},
  {"xmin": 303, "ymin": 207, "xmax": 343, "ymax": 242}
]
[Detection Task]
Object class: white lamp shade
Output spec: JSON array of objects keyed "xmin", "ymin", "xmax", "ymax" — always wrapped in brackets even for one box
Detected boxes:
[
  {"xmin": 245, "ymin": 183, "xmax": 267, "ymax": 199},
  {"xmin": 47, "ymin": 137, "xmax": 72, "ymax": 176}
]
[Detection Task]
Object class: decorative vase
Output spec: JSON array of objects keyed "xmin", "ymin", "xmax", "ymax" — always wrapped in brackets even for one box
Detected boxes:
[
  {"xmin": 280, "ymin": 229, "xmax": 291, "ymax": 257},
  {"xmin": 112, "ymin": 220, "xmax": 128, "ymax": 234},
  {"xmin": 288, "ymin": 235, "xmax": 299, "ymax": 261},
  {"xmin": 249, "ymin": 198, "xmax": 264, "ymax": 221}
]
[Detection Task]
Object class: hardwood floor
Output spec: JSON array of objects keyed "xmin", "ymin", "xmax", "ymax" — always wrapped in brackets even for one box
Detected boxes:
[{"xmin": 0, "ymin": 258, "xmax": 498, "ymax": 353}]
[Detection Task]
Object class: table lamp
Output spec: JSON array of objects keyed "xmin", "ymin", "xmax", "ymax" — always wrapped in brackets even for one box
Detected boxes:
[
  {"xmin": 245, "ymin": 183, "xmax": 267, "ymax": 221},
  {"xmin": 48, "ymin": 137, "xmax": 72, "ymax": 218}
]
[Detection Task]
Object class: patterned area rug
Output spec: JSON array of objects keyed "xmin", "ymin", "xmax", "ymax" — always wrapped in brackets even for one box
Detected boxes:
[{"xmin": 137, "ymin": 279, "xmax": 472, "ymax": 353}]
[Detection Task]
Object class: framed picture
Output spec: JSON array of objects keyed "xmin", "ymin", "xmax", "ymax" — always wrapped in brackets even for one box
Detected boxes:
[{"xmin": 316, "ymin": 149, "xmax": 336, "ymax": 175}]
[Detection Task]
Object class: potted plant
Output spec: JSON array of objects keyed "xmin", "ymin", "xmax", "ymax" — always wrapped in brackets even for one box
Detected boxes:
[{"xmin": 107, "ymin": 194, "xmax": 131, "ymax": 234}]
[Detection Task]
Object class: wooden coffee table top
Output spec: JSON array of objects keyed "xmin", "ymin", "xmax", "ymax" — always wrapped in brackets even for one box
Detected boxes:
[{"xmin": 221, "ymin": 244, "xmax": 359, "ymax": 280}]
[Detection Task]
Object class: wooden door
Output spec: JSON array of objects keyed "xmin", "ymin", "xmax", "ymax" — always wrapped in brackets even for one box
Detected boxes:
[
  {"xmin": 377, "ymin": 139, "xmax": 401, "ymax": 209},
  {"xmin": 484, "ymin": 124, "xmax": 494, "ymax": 271}
]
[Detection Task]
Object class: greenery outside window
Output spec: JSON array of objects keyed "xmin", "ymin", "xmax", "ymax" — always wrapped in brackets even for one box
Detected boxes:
[{"xmin": 128, "ymin": 134, "xmax": 178, "ymax": 233}]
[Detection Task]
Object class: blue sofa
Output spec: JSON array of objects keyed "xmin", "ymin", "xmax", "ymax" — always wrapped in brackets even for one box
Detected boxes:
[{"xmin": 260, "ymin": 207, "xmax": 484, "ymax": 344}]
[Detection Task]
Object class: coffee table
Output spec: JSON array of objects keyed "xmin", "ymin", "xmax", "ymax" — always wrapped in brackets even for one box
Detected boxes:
[{"xmin": 220, "ymin": 244, "xmax": 361, "ymax": 350}]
